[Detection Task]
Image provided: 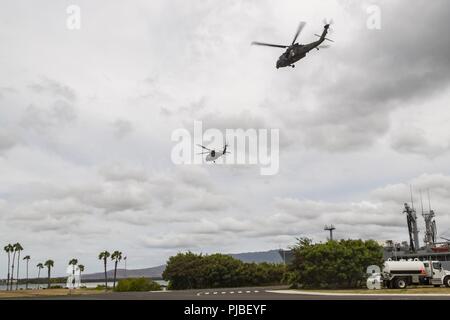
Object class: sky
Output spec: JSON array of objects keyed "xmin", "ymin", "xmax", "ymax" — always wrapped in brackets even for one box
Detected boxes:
[{"xmin": 1, "ymin": 0, "xmax": 450, "ymax": 276}]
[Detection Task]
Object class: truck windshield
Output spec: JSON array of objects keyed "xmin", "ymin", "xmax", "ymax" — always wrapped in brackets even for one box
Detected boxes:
[{"xmin": 432, "ymin": 262, "xmax": 441, "ymax": 269}]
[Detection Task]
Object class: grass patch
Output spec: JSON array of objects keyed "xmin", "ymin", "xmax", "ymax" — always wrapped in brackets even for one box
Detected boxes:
[
  {"xmin": 0, "ymin": 288, "xmax": 104, "ymax": 299},
  {"xmin": 115, "ymin": 278, "xmax": 161, "ymax": 292},
  {"xmin": 300, "ymin": 286, "xmax": 450, "ymax": 294}
]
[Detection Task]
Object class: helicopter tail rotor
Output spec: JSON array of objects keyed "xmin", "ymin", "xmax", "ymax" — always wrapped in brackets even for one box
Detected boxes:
[{"xmin": 322, "ymin": 18, "xmax": 334, "ymax": 33}]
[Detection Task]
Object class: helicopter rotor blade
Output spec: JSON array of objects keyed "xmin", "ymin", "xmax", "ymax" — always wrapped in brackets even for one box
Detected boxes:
[
  {"xmin": 323, "ymin": 18, "xmax": 334, "ymax": 26},
  {"xmin": 196, "ymin": 144, "xmax": 212, "ymax": 151},
  {"xmin": 291, "ymin": 21, "xmax": 306, "ymax": 45},
  {"xmin": 197, "ymin": 152, "xmax": 210, "ymax": 155},
  {"xmin": 314, "ymin": 34, "xmax": 334, "ymax": 42},
  {"xmin": 251, "ymin": 41, "xmax": 288, "ymax": 48}
]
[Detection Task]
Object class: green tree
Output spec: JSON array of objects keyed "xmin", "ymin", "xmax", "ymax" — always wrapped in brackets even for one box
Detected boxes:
[
  {"xmin": 288, "ymin": 238, "xmax": 383, "ymax": 289},
  {"xmin": 68, "ymin": 258, "xmax": 78, "ymax": 288},
  {"xmin": 163, "ymin": 252, "xmax": 206, "ymax": 289},
  {"xmin": 44, "ymin": 260, "xmax": 54, "ymax": 289},
  {"xmin": 14, "ymin": 243, "xmax": 24, "ymax": 290},
  {"xmin": 3, "ymin": 244, "xmax": 13, "ymax": 291},
  {"xmin": 98, "ymin": 251, "xmax": 110, "ymax": 289},
  {"xmin": 23, "ymin": 255, "xmax": 31, "ymax": 290},
  {"xmin": 111, "ymin": 251, "xmax": 122, "ymax": 289},
  {"xmin": 36, "ymin": 263, "xmax": 44, "ymax": 289},
  {"xmin": 78, "ymin": 264, "xmax": 85, "ymax": 284},
  {"xmin": 163, "ymin": 252, "xmax": 285, "ymax": 290},
  {"xmin": 115, "ymin": 278, "xmax": 161, "ymax": 292}
]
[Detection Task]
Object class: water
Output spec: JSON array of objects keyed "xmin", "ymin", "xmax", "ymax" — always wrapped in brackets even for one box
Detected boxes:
[{"xmin": 0, "ymin": 280, "xmax": 168, "ymax": 291}]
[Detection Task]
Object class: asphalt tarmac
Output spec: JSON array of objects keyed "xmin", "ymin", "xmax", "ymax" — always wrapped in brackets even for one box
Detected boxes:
[{"xmin": 22, "ymin": 286, "xmax": 450, "ymax": 300}]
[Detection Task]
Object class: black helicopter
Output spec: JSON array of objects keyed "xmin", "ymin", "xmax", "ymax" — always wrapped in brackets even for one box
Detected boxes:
[{"xmin": 251, "ymin": 20, "xmax": 334, "ymax": 68}]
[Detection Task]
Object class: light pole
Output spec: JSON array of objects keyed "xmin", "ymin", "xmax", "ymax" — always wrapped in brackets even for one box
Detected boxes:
[{"xmin": 124, "ymin": 256, "xmax": 127, "ymax": 278}]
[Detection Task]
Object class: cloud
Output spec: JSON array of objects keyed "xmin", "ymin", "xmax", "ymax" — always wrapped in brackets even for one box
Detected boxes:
[
  {"xmin": 390, "ymin": 126, "xmax": 449, "ymax": 157},
  {"xmin": 28, "ymin": 78, "xmax": 77, "ymax": 102},
  {"xmin": 276, "ymin": 0, "xmax": 450, "ymax": 152},
  {"xmin": 99, "ymin": 163, "xmax": 148, "ymax": 182},
  {"xmin": 0, "ymin": 129, "xmax": 18, "ymax": 154},
  {"xmin": 112, "ymin": 119, "xmax": 134, "ymax": 139},
  {"xmin": 21, "ymin": 100, "xmax": 77, "ymax": 132},
  {"xmin": 140, "ymin": 233, "xmax": 216, "ymax": 249},
  {"xmin": 1, "ymin": 0, "xmax": 450, "ymax": 275}
]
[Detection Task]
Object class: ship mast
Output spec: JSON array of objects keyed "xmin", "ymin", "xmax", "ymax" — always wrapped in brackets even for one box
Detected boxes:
[
  {"xmin": 404, "ymin": 186, "xmax": 420, "ymax": 252},
  {"xmin": 422, "ymin": 189, "xmax": 437, "ymax": 247}
]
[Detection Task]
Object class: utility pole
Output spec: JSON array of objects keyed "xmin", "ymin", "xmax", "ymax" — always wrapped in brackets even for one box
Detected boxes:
[
  {"xmin": 324, "ymin": 225, "xmax": 336, "ymax": 241},
  {"xmin": 124, "ymin": 256, "xmax": 127, "ymax": 278}
]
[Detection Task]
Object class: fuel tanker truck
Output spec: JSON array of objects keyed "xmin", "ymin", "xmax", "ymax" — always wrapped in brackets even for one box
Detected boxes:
[{"xmin": 367, "ymin": 259, "xmax": 450, "ymax": 289}]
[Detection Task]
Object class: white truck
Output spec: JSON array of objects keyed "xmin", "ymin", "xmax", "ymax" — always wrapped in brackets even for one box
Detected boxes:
[{"xmin": 367, "ymin": 259, "xmax": 450, "ymax": 289}]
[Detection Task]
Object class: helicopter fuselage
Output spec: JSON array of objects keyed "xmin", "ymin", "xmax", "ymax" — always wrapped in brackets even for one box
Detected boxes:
[
  {"xmin": 276, "ymin": 38, "xmax": 324, "ymax": 68},
  {"xmin": 206, "ymin": 150, "xmax": 224, "ymax": 162}
]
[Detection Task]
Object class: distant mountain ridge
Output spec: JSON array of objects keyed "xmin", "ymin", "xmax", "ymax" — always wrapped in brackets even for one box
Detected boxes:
[
  {"xmin": 82, "ymin": 249, "xmax": 283, "ymax": 280},
  {"xmin": 229, "ymin": 249, "xmax": 283, "ymax": 264}
]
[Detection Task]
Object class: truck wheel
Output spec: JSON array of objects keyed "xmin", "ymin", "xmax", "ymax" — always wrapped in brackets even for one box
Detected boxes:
[
  {"xmin": 395, "ymin": 278, "xmax": 407, "ymax": 289},
  {"xmin": 444, "ymin": 276, "xmax": 450, "ymax": 288}
]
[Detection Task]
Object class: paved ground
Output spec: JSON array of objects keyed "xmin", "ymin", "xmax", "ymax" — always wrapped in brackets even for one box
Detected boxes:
[{"xmin": 14, "ymin": 286, "xmax": 450, "ymax": 300}]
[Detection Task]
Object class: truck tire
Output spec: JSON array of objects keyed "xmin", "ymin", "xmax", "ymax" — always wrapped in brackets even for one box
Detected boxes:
[
  {"xmin": 394, "ymin": 278, "xmax": 407, "ymax": 289},
  {"xmin": 444, "ymin": 276, "xmax": 450, "ymax": 288}
]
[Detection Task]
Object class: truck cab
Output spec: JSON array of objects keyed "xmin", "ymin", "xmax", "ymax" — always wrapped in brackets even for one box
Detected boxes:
[{"xmin": 424, "ymin": 261, "xmax": 450, "ymax": 285}]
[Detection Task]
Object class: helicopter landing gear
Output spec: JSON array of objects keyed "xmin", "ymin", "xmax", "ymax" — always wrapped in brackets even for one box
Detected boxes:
[{"xmin": 291, "ymin": 64, "xmax": 295, "ymax": 68}]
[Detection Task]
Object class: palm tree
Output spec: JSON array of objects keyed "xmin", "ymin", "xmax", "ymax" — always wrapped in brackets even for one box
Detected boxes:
[
  {"xmin": 68, "ymin": 258, "xmax": 78, "ymax": 288},
  {"xmin": 10, "ymin": 242, "xmax": 22, "ymax": 290},
  {"xmin": 23, "ymin": 255, "xmax": 31, "ymax": 290},
  {"xmin": 3, "ymin": 244, "xmax": 13, "ymax": 291},
  {"xmin": 78, "ymin": 264, "xmax": 85, "ymax": 285},
  {"xmin": 36, "ymin": 263, "xmax": 44, "ymax": 290},
  {"xmin": 98, "ymin": 251, "xmax": 110, "ymax": 290},
  {"xmin": 14, "ymin": 243, "xmax": 24, "ymax": 290},
  {"xmin": 44, "ymin": 260, "xmax": 54, "ymax": 289},
  {"xmin": 111, "ymin": 251, "xmax": 122, "ymax": 289}
]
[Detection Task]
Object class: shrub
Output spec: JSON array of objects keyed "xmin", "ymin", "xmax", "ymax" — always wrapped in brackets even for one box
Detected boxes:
[
  {"xmin": 49, "ymin": 285, "xmax": 63, "ymax": 289},
  {"xmin": 163, "ymin": 252, "xmax": 286, "ymax": 290},
  {"xmin": 288, "ymin": 238, "xmax": 383, "ymax": 289},
  {"xmin": 115, "ymin": 278, "xmax": 161, "ymax": 292},
  {"xmin": 95, "ymin": 284, "xmax": 107, "ymax": 290}
]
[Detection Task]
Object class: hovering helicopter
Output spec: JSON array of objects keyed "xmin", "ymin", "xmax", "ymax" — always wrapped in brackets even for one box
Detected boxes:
[
  {"xmin": 251, "ymin": 20, "xmax": 334, "ymax": 69},
  {"xmin": 197, "ymin": 143, "xmax": 230, "ymax": 163}
]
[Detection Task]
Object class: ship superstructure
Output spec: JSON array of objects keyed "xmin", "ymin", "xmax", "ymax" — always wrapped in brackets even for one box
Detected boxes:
[{"xmin": 279, "ymin": 197, "xmax": 450, "ymax": 269}]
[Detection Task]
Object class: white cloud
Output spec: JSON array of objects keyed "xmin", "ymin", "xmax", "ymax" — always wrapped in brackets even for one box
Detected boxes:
[{"xmin": 0, "ymin": 0, "xmax": 449, "ymax": 276}]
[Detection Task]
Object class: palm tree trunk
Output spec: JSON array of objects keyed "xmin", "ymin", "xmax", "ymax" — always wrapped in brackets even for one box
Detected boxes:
[
  {"xmin": 47, "ymin": 267, "xmax": 51, "ymax": 289},
  {"xmin": 37, "ymin": 269, "xmax": 41, "ymax": 290},
  {"xmin": 72, "ymin": 265, "xmax": 75, "ymax": 289},
  {"xmin": 16, "ymin": 251, "xmax": 21, "ymax": 290},
  {"xmin": 10, "ymin": 251, "xmax": 16, "ymax": 290},
  {"xmin": 25, "ymin": 260, "xmax": 29, "ymax": 290},
  {"xmin": 104, "ymin": 258, "xmax": 108, "ymax": 290},
  {"xmin": 6, "ymin": 253, "xmax": 10, "ymax": 291},
  {"xmin": 113, "ymin": 260, "xmax": 118, "ymax": 289}
]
